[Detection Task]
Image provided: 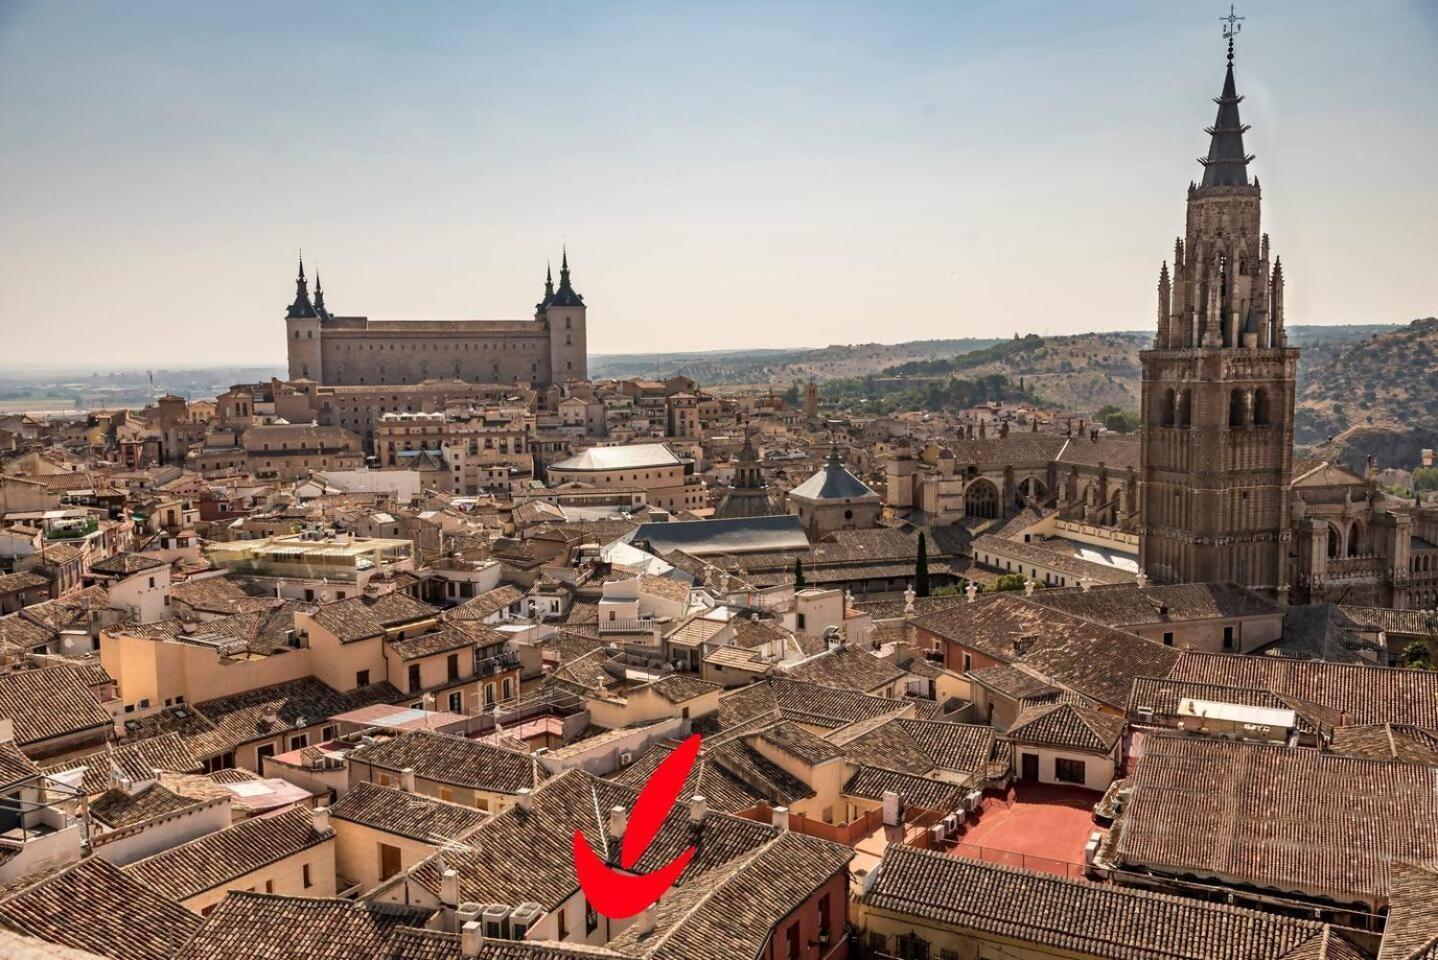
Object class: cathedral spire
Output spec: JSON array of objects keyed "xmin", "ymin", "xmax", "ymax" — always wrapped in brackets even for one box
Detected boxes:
[
  {"xmin": 549, "ymin": 246, "xmax": 584, "ymax": 307},
  {"xmin": 286, "ymin": 249, "xmax": 317, "ymax": 320},
  {"xmin": 313, "ymin": 271, "xmax": 326, "ymax": 313},
  {"xmin": 1198, "ymin": 6, "xmax": 1255, "ymax": 188}
]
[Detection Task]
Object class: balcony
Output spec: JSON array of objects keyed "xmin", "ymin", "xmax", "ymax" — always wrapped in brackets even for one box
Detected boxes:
[{"xmin": 1325, "ymin": 556, "xmax": 1386, "ymax": 583}]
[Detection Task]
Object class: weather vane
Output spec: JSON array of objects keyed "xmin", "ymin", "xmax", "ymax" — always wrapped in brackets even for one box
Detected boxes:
[{"xmin": 1221, "ymin": 4, "xmax": 1245, "ymax": 62}]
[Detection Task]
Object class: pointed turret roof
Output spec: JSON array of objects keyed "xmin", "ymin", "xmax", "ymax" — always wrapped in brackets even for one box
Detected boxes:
[
  {"xmin": 313, "ymin": 271, "xmax": 330, "ymax": 320},
  {"xmin": 285, "ymin": 252, "xmax": 318, "ymax": 320},
  {"xmin": 548, "ymin": 247, "xmax": 585, "ymax": 308},
  {"xmin": 1198, "ymin": 57, "xmax": 1254, "ymax": 188}
]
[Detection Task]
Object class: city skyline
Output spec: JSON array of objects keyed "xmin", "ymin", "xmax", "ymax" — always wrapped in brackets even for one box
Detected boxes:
[{"xmin": 2, "ymin": 0, "xmax": 1436, "ymax": 366}]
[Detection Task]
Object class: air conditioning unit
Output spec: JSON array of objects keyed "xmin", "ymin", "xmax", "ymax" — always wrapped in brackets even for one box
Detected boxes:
[
  {"xmin": 482, "ymin": 904, "xmax": 512, "ymax": 940},
  {"xmin": 1135, "ymin": 706, "xmax": 1154, "ymax": 720},
  {"xmin": 942, "ymin": 814, "xmax": 959, "ymax": 836},
  {"xmin": 456, "ymin": 902, "xmax": 485, "ymax": 926},
  {"xmin": 509, "ymin": 902, "xmax": 542, "ymax": 940},
  {"xmin": 1083, "ymin": 831, "xmax": 1104, "ymax": 865},
  {"xmin": 929, "ymin": 824, "xmax": 946, "ymax": 845},
  {"xmin": 618, "ymin": 751, "xmax": 634, "ymax": 767}
]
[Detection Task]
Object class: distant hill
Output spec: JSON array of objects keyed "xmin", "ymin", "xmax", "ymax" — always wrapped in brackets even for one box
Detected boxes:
[
  {"xmin": 917, "ymin": 331, "xmax": 1152, "ymax": 412},
  {"xmin": 588, "ymin": 339, "xmax": 1006, "ymax": 385},
  {"xmin": 1295, "ymin": 318, "xmax": 1438, "ymax": 464}
]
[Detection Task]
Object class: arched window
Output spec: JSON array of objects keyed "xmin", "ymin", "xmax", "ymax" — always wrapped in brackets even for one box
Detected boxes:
[
  {"xmin": 1177, "ymin": 390, "xmax": 1192, "ymax": 428},
  {"xmin": 1347, "ymin": 522, "xmax": 1362, "ymax": 557},
  {"xmin": 1229, "ymin": 389, "xmax": 1247, "ymax": 427},
  {"xmin": 1253, "ymin": 388, "xmax": 1270, "ymax": 426},
  {"xmin": 1160, "ymin": 388, "xmax": 1176, "ymax": 428},
  {"xmin": 965, "ymin": 479, "xmax": 1000, "ymax": 520},
  {"xmin": 1328, "ymin": 525, "xmax": 1343, "ymax": 559}
]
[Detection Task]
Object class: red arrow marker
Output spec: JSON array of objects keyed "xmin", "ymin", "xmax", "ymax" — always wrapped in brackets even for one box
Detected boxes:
[{"xmin": 573, "ymin": 733, "xmax": 702, "ymax": 919}]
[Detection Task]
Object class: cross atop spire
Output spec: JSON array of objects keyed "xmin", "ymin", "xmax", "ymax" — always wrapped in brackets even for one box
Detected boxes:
[
  {"xmin": 1221, "ymin": 4, "xmax": 1245, "ymax": 63},
  {"xmin": 297, "ymin": 249, "xmax": 306, "ymax": 281}
]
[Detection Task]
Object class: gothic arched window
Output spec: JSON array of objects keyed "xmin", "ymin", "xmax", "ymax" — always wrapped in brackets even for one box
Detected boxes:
[{"xmin": 1229, "ymin": 389, "xmax": 1247, "ymax": 428}]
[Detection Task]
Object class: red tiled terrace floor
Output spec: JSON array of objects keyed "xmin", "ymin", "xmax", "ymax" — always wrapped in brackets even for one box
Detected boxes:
[{"xmin": 948, "ymin": 783, "xmax": 1104, "ymax": 879}]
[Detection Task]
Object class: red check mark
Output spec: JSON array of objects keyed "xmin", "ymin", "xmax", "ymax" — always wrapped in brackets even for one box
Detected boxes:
[{"xmin": 573, "ymin": 733, "xmax": 701, "ymax": 919}]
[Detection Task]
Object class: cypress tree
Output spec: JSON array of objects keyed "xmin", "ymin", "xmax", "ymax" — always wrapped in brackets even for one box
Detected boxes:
[
  {"xmin": 915, "ymin": 532, "xmax": 930, "ymax": 597},
  {"xmin": 794, "ymin": 558, "xmax": 806, "ymax": 589}
]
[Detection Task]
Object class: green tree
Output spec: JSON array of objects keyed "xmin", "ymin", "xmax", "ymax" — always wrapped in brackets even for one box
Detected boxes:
[
  {"xmin": 914, "ymin": 533, "xmax": 930, "ymax": 597},
  {"xmin": 1415, "ymin": 467, "xmax": 1438, "ymax": 492},
  {"xmin": 1404, "ymin": 638, "xmax": 1433, "ymax": 671},
  {"xmin": 793, "ymin": 558, "xmax": 806, "ymax": 589},
  {"xmin": 994, "ymin": 572, "xmax": 1038, "ymax": 592}
]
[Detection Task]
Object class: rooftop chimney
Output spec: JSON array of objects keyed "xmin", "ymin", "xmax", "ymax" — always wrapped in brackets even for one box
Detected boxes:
[
  {"xmin": 0, "ymin": 718, "xmax": 15, "ymax": 745},
  {"xmin": 440, "ymin": 868, "xmax": 460, "ymax": 908},
  {"xmin": 772, "ymin": 806, "xmax": 789, "ymax": 831},
  {"xmin": 516, "ymin": 787, "xmax": 532, "ymax": 813},
  {"xmin": 965, "ymin": 582, "xmax": 978, "ymax": 604},
  {"xmin": 608, "ymin": 805, "xmax": 627, "ymax": 840},
  {"xmin": 635, "ymin": 903, "xmax": 658, "ymax": 936},
  {"xmin": 460, "ymin": 920, "xmax": 482, "ymax": 958},
  {"xmin": 312, "ymin": 805, "xmax": 330, "ymax": 833},
  {"xmin": 401, "ymin": 767, "xmax": 417, "ymax": 792},
  {"xmin": 1135, "ymin": 571, "xmax": 1149, "ymax": 589},
  {"xmin": 688, "ymin": 795, "xmax": 708, "ymax": 826}
]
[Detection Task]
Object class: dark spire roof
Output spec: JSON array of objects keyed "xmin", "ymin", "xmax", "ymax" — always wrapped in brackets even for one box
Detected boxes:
[
  {"xmin": 286, "ymin": 251, "xmax": 318, "ymax": 320},
  {"xmin": 548, "ymin": 246, "xmax": 584, "ymax": 308},
  {"xmin": 313, "ymin": 271, "xmax": 328, "ymax": 316},
  {"xmin": 1198, "ymin": 57, "xmax": 1255, "ymax": 188}
]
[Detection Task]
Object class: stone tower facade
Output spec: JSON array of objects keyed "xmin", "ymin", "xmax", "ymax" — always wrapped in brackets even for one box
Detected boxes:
[
  {"xmin": 284, "ymin": 251, "xmax": 587, "ymax": 388},
  {"xmin": 1139, "ymin": 44, "xmax": 1298, "ymax": 594}
]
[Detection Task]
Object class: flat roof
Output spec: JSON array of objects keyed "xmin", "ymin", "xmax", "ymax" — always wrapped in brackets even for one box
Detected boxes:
[{"xmin": 1177, "ymin": 697, "xmax": 1296, "ymax": 728}]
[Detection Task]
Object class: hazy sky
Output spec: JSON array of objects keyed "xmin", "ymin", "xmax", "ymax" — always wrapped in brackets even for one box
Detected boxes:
[{"xmin": 1, "ymin": 1, "xmax": 1435, "ymax": 367}]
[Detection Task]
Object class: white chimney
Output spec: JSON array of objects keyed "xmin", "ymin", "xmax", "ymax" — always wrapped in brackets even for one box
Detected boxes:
[
  {"xmin": 1135, "ymin": 571, "xmax": 1149, "ymax": 589},
  {"xmin": 461, "ymin": 920, "xmax": 482, "ymax": 958},
  {"xmin": 608, "ymin": 805, "xmax": 627, "ymax": 840},
  {"xmin": 312, "ymin": 806, "xmax": 331, "ymax": 832},
  {"xmin": 440, "ymin": 868, "xmax": 460, "ymax": 907},
  {"xmin": 517, "ymin": 787, "xmax": 532, "ymax": 813},
  {"xmin": 688, "ymin": 795, "xmax": 707, "ymax": 825},
  {"xmin": 401, "ymin": 767, "xmax": 417, "ymax": 792},
  {"xmin": 772, "ymin": 806, "xmax": 789, "ymax": 831},
  {"xmin": 1023, "ymin": 579, "xmax": 1035, "ymax": 597},
  {"xmin": 635, "ymin": 903, "xmax": 658, "ymax": 936},
  {"xmin": 965, "ymin": 582, "xmax": 978, "ymax": 604}
]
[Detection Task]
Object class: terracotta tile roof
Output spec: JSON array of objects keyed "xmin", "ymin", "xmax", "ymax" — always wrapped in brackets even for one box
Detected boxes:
[
  {"xmin": 637, "ymin": 573, "xmax": 692, "ymax": 604},
  {"xmin": 187, "ymin": 676, "xmax": 402, "ymax": 759},
  {"xmin": 783, "ymin": 645, "xmax": 906, "ymax": 692},
  {"xmin": 865, "ymin": 844, "xmax": 1340, "ymax": 960},
  {"xmin": 0, "ymin": 665, "xmax": 113, "ymax": 748},
  {"xmin": 387, "ymin": 623, "xmax": 480, "ymax": 661},
  {"xmin": 405, "ymin": 768, "xmax": 777, "ymax": 912},
  {"xmin": 754, "ymin": 720, "xmax": 844, "ymax": 765},
  {"xmin": 968, "ymin": 662, "xmax": 1062, "ymax": 700},
  {"xmin": 609, "ymin": 735, "xmax": 801, "ymax": 812},
  {"xmin": 836, "ymin": 716, "xmax": 994, "ymax": 781},
  {"xmin": 971, "ymin": 533, "xmax": 1134, "ymax": 583},
  {"xmin": 640, "ymin": 674, "xmax": 721, "ymax": 704},
  {"xmin": 88, "ymin": 553, "xmax": 167, "ymax": 577},
  {"xmin": 1114, "ymin": 734, "xmax": 1438, "ymax": 903},
  {"xmin": 171, "ymin": 892, "xmax": 433, "ymax": 960},
  {"xmin": 89, "ymin": 781, "xmax": 202, "ymax": 828},
  {"xmin": 44, "ymin": 731, "xmax": 205, "ymax": 796},
  {"xmin": 1165, "ymin": 652, "xmax": 1438, "ymax": 728},
  {"xmin": 604, "ymin": 831, "xmax": 853, "ymax": 960},
  {"xmin": 0, "ymin": 857, "xmax": 199, "ymax": 960},
  {"xmin": 843, "ymin": 765, "xmax": 967, "ymax": 809},
  {"xmin": 330, "ymin": 780, "xmax": 487, "ymax": 843},
  {"xmin": 0, "ymin": 741, "xmax": 40, "ymax": 784},
  {"xmin": 1004, "ymin": 700, "xmax": 1125, "ymax": 753},
  {"xmin": 310, "ymin": 592, "xmax": 438, "ymax": 643},
  {"xmin": 1339, "ymin": 605, "xmax": 1437, "ymax": 637},
  {"xmin": 169, "ymin": 576, "xmax": 279, "ymax": 617},
  {"xmin": 1328, "ymin": 724, "xmax": 1438, "ymax": 765},
  {"xmin": 1380, "ymin": 862, "xmax": 1438, "ymax": 960},
  {"xmin": 444, "ymin": 585, "xmax": 525, "ymax": 622},
  {"xmin": 717, "ymin": 677, "xmax": 911, "ymax": 729},
  {"xmin": 1029, "ymin": 581, "xmax": 1279, "ymax": 625},
  {"xmin": 125, "ymin": 806, "xmax": 332, "ymax": 901},
  {"xmin": 347, "ymin": 729, "xmax": 536, "ymax": 794}
]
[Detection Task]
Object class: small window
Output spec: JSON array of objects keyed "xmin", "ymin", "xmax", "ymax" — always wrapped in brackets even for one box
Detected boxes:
[
  {"xmin": 356, "ymin": 669, "xmax": 370, "ymax": 688},
  {"xmin": 1223, "ymin": 625, "xmax": 1235, "ymax": 650},
  {"xmin": 289, "ymin": 733, "xmax": 308, "ymax": 751},
  {"xmin": 1162, "ymin": 631, "xmax": 1174, "ymax": 646},
  {"xmin": 1056, "ymin": 757, "xmax": 1086, "ymax": 784},
  {"xmin": 302, "ymin": 863, "xmax": 312, "ymax": 888}
]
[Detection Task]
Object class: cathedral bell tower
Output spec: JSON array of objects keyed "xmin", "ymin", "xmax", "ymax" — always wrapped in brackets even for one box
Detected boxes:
[{"xmin": 1139, "ymin": 11, "xmax": 1298, "ymax": 593}]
